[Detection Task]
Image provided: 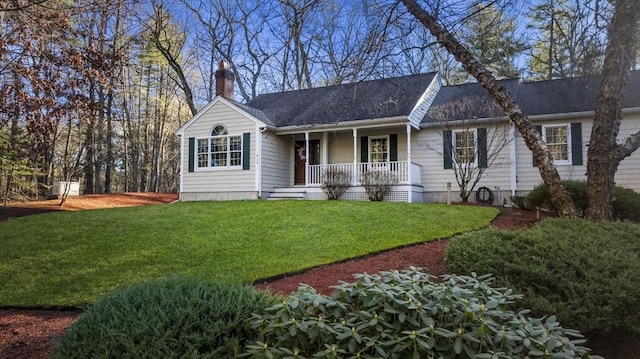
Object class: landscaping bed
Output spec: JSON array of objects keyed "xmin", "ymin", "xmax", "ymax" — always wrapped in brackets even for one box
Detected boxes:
[{"xmin": 0, "ymin": 197, "xmax": 636, "ymax": 358}]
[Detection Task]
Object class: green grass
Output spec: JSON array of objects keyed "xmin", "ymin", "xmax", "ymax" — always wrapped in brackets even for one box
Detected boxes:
[{"xmin": 0, "ymin": 201, "xmax": 497, "ymax": 307}]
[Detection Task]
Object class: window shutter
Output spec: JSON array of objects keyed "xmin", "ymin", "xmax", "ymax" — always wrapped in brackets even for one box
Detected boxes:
[
  {"xmin": 477, "ymin": 128, "xmax": 487, "ymax": 168},
  {"xmin": 533, "ymin": 125, "xmax": 542, "ymax": 166},
  {"xmin": 360, "ymin": 136, "xmax": 368, "ymax": 163},
  {"xmin": 571, "ymin": 122, "xmax": 583, "ymax": 165},
  {"xmin": 242, "ymin": 132, "xmax": 250, "ymax": 170},
  {"xmin": 390, "ymin": 134, "xmax": 398, "ymax": 162},
  {"xmin": 443, "ymin": 130, "xmax": 453, "ymax": 169},
  {"xmin": 188, "ymin": 137, "xmax": 195, "ymax": 172}
]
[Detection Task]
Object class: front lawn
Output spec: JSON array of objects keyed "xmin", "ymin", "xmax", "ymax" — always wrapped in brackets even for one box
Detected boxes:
[{"xmin": 0, "ymin": 201, "xmax": 497, "ymax": 307}]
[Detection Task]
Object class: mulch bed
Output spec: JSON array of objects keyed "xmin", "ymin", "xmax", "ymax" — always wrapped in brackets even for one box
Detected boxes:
[{"xmin": 0, "ymin": 199, "xmax": 637, "ymax": 358}]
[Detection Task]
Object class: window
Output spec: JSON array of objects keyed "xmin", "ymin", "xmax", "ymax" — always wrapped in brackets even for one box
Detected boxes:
[
  {"xmin": 369, "ymin": 136, "xmax": 389, "ymax": 163},
  {"xmin": 543, "ymin": 125, "xmax": 569, "ymax": 164},
  {"xmin": 453, "ymin": 130, "xmax": 476, "ymax": 165},
  {"xmin": 196, "ymin": 125, "xmax": 243, "ymax": 169}
]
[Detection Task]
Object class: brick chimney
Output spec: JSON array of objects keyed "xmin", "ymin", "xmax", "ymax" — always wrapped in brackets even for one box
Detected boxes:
[{"xmin": 215, "ymin": 60, "xmax": 235, "ymax": 100}]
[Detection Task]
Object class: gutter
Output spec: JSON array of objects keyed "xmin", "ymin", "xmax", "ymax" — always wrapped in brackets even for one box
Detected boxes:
[
  {"xmin": 420, "ymin": 107, "xmax": 640, "ymax": 129},
  {"xmin": 275, "ymin": 116, "xmax": 409, "ymax": 134}
]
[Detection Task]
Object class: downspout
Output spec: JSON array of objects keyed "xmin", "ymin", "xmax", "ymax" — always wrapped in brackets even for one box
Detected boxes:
[
  {"xmin": 179, "ymin": 134, "xmax": 184, "ymax": 200},
  {"xmin": 509, "ymin": 123, "xmax": 517, "ymax": 197},
  {"xmin": 406, "ymin": 124, "xmax": 412, "ymax": 203},
  {"xmin": 256, "ymin": 125, "xmax": 263, "ymax": 198}
]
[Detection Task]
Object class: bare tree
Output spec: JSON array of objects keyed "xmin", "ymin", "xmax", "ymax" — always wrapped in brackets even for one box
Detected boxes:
[
  {"xmin": 400, "ymin": 0, "xmax": 578, "ymax": 217},
  {"xmin": 400, "ymin": 0, "xmax": 639, "ymax": 221},
  {"xmin": 146, "ymin": 1, "xmax": 197, "ymax": 116},
  {"xmin": 182, "ymin": 0, "xmax": 273, "ymax": 102},
  {"xmin": 425, "ymin": 97, "xmax": 511, "ymax": 202},
  {"xmin": 586, "ymin": 0, "xmax": 640, "ymax": 221}
]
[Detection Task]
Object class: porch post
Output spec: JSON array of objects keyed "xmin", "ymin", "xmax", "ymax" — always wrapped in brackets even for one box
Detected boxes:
[
  {"xmin": 305, "ymin": 132, "xmax": 310, "ymax": 186},
  {"xmin": 322, "ymin": 132, "xmax": 329, "ymax": 165},
  {"xmin": 352, "ymin": 128, "xmax": 358, "ymax": 184},
  {"xmin": 407, "ymin": 124, "xmax": 412, "ymax": 203}
]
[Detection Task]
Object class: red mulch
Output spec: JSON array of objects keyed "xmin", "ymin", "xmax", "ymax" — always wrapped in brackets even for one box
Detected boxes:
[{"xmin": 0, "ymin": 198, "xmax": 637, "ymax": 359}]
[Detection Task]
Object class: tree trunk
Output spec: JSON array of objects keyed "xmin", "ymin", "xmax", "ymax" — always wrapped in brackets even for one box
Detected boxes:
[
  {"xmin": 400, "ymin": 0, "xmax": 577, "ymax": 217},
  {"xmin": 586, "ymin": 0, "xmax": 640, "ymax": 221}
]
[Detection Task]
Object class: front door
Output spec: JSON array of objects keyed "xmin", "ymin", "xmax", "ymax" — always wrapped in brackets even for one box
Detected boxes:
[{"xmin": 294, "ymin": 140, "xmax": 320, "ymax": 185}]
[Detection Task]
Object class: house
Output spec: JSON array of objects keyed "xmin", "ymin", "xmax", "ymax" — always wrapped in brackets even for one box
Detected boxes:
[{"xmin": 175, "ymin": 61, "xmax": 640, "ymax": 203}]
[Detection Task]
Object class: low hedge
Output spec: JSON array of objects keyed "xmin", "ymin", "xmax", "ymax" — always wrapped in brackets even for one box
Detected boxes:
[
  {"xmin": 446, "ymin": 219, "xmax": 640, "ymax": 334},
  {"xmin": 525, "ymin": 180, "xmax": 640, "ymax": 222},
  {"xmin": 53, "ymin": 275, "xmax": 276, "ymax": 359}
]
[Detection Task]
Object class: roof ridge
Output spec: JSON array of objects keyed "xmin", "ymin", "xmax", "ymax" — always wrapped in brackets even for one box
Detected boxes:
[{"xmin": 248, "ymin": 72, "xmax": 438, "ymax": 103}]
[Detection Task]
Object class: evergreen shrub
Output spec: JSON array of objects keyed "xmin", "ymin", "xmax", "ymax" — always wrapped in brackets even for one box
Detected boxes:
[
  {"xmin": 525, "ymin": 180, "xmax": 640, "ymax": 222},
  {"xmin": 446, "ymin": 219, "xmax": 640, "ymax": 334},
  {"xmin": 243, "ymin": 268, "xmax": 598, "ymax": 358},
  {"xmin": 53, "ymin": 275, "xmax": 276, "ymax": 359}
]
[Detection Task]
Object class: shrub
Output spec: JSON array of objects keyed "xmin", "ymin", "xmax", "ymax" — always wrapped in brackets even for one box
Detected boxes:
[
  {"xmin": 53, "ymin": 275, "xmax": 276, "ymax": 359},
  {"xmin": 446, "ymin": 219, "xmax": 640, "ymax": 334},
  {"xmin": 525, "ymin": 180, "xmax": 640, "ymax": 222},
  {"xmin": 612, "ymin": 186, "xmax": 640, "ymax": 222},
  {"xmin": 321, "ymin": 168, "xmax": 351, "ymax": 200},
  {"xmin": 360, "ymin": 170, "xmax": 398, "ymax": 201},
  {"xmin": 243, "ymin": 268, "xmax": 597, "ymax": 358},
  {"xmin": 525, "ymin": 180, "xmax": 589, "ymax": 214},
  {"xmin": 509, "ymin": 195, "xmax": 527, "ymax": 209}
]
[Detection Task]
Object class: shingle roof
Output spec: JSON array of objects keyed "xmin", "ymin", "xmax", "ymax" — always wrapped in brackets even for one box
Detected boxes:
[
  {"xmin": 246, "ymin": 73, "xmax": 438, "ymax": 127},
  {"xmin": 518, "ymin": 71, "xmax": 640, "ymax": 115},
  {"xmin": 422, "ymin": 71, "xmax": 640, "ymax": 124}
]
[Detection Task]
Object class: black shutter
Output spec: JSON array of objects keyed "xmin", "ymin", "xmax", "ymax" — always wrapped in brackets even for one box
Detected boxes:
[
  {"xmin": 477, "ymin": 128, "xmax": 487, "ymax": 168},
  {"xmin": 443, "ymin": 130, "xmax": 453, "ymax": 169},
  {"xmin": 188, "ymin": 137, "xmax": 195, "ymax": 172},
  {"xmin": 571, "ymin": 122, "xmax": 583, "ymax": 165},
  {"xmin": 242, "ymin": 132, "xmax": 250, "ymax": 170},
  {"xmin": 390, "ymin": 134, "xmax": 398, "ymax": 162},
  {"xmin": 533, "ymin": 125, "xmax": 542, "ymax": 166},
  {"xmin": 360, "ymin": 136, "xmax": 368, "ymax": 163}
]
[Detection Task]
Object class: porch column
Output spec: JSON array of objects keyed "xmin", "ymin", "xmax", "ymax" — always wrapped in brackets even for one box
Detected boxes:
[
  {"xmin": 407, "ymin": 124, "xmax": 412, "ymax": 203},
  {"xmin": 322, "ymin": 132, "xmax": 329, "ymax": 165},
  {"xmin": 352, "ymin": 128, "xmax": 358, "ymax": 184},
  {"xmin": 305, "ymin": 132, "xmax": 310, "ymax": 186}
]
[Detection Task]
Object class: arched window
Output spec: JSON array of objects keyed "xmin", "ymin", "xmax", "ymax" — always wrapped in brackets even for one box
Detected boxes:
[
  {"xmin": 196, "ymin": 125, "xmax": 242, "ymax": 168},
  {"xmin": 211, "ymin": 125, "xmax": 227, "ymax": 136}
]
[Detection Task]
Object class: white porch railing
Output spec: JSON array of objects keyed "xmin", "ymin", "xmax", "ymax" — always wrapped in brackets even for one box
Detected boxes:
[{"xmin": 307, "ymin": 161, "xmax": 421, "ymax": 185}]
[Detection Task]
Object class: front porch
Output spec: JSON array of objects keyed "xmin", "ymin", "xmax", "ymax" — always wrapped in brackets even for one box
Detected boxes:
[
  {"xmin": 270, "ymin": 161, "xmax": 423, "ymax": 203},
  {"xmin": 306, "ymin": 161, "xmax": 422, "ymax": 186},
  {"xmin": 272, "ymin": 123, "xmax": 424, "ymax": 202}
]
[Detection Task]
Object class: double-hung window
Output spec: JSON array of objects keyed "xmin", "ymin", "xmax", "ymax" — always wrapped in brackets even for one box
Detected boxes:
[
  {"xmin": 453, "ymin": 129, "xmax": 477, "ymax": 166},
  {"xmin": 542, "ymin": 124, "xmax": 570, "ymax": 164},
  {"xmin": 369, "ymin": 136, "xmax": 389, "ymax": 163},
  {"xmin": 196, "ymin": 125, "xmax": 242, "ymax": 169}
]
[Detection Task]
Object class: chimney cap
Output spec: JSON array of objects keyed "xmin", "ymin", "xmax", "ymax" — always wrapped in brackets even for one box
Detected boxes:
[{"xmin": 219, "ymin": 60, "xmax": 229, "ymax": 70}]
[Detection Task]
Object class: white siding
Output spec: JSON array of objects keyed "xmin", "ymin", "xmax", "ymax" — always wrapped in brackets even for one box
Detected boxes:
[
  {"xmin": 513, "ymin": 119, "xmax": 588, "ymax": 191},
  {"xmin": 616, "ymin": 113, "xmax": 640, "ymax": 191},
  {"xmin": 514, "ymin": 114, "xmax": 640, "ymax": 193},
  {"xmin": 261, "ymin": 131, "xmax": 290, "ymax": 193},
  {"xmin": 181, "ymin": 101, "xmax": 257, "ymax": 198},
  {"xmin": 327, "ymin": 131, "xmax": 355, "ymax": 164},
  {"xmin": 413, "ymin": 124, "xmax": 513, "ymax": 202}
]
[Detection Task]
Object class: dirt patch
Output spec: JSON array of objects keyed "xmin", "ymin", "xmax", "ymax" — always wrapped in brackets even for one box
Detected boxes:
[
  {"xmin": 0, "ymin": 192, "xmax": 179, "ymax": 222},
  {"xmin": 0, "ymin": 202, "xmax": 636, "ymax": 358}
]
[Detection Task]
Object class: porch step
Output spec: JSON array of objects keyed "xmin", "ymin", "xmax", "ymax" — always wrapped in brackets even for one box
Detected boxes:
[{"xmin": 268, "ymin": 188, "xmax": 306, "ymax": 200}]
